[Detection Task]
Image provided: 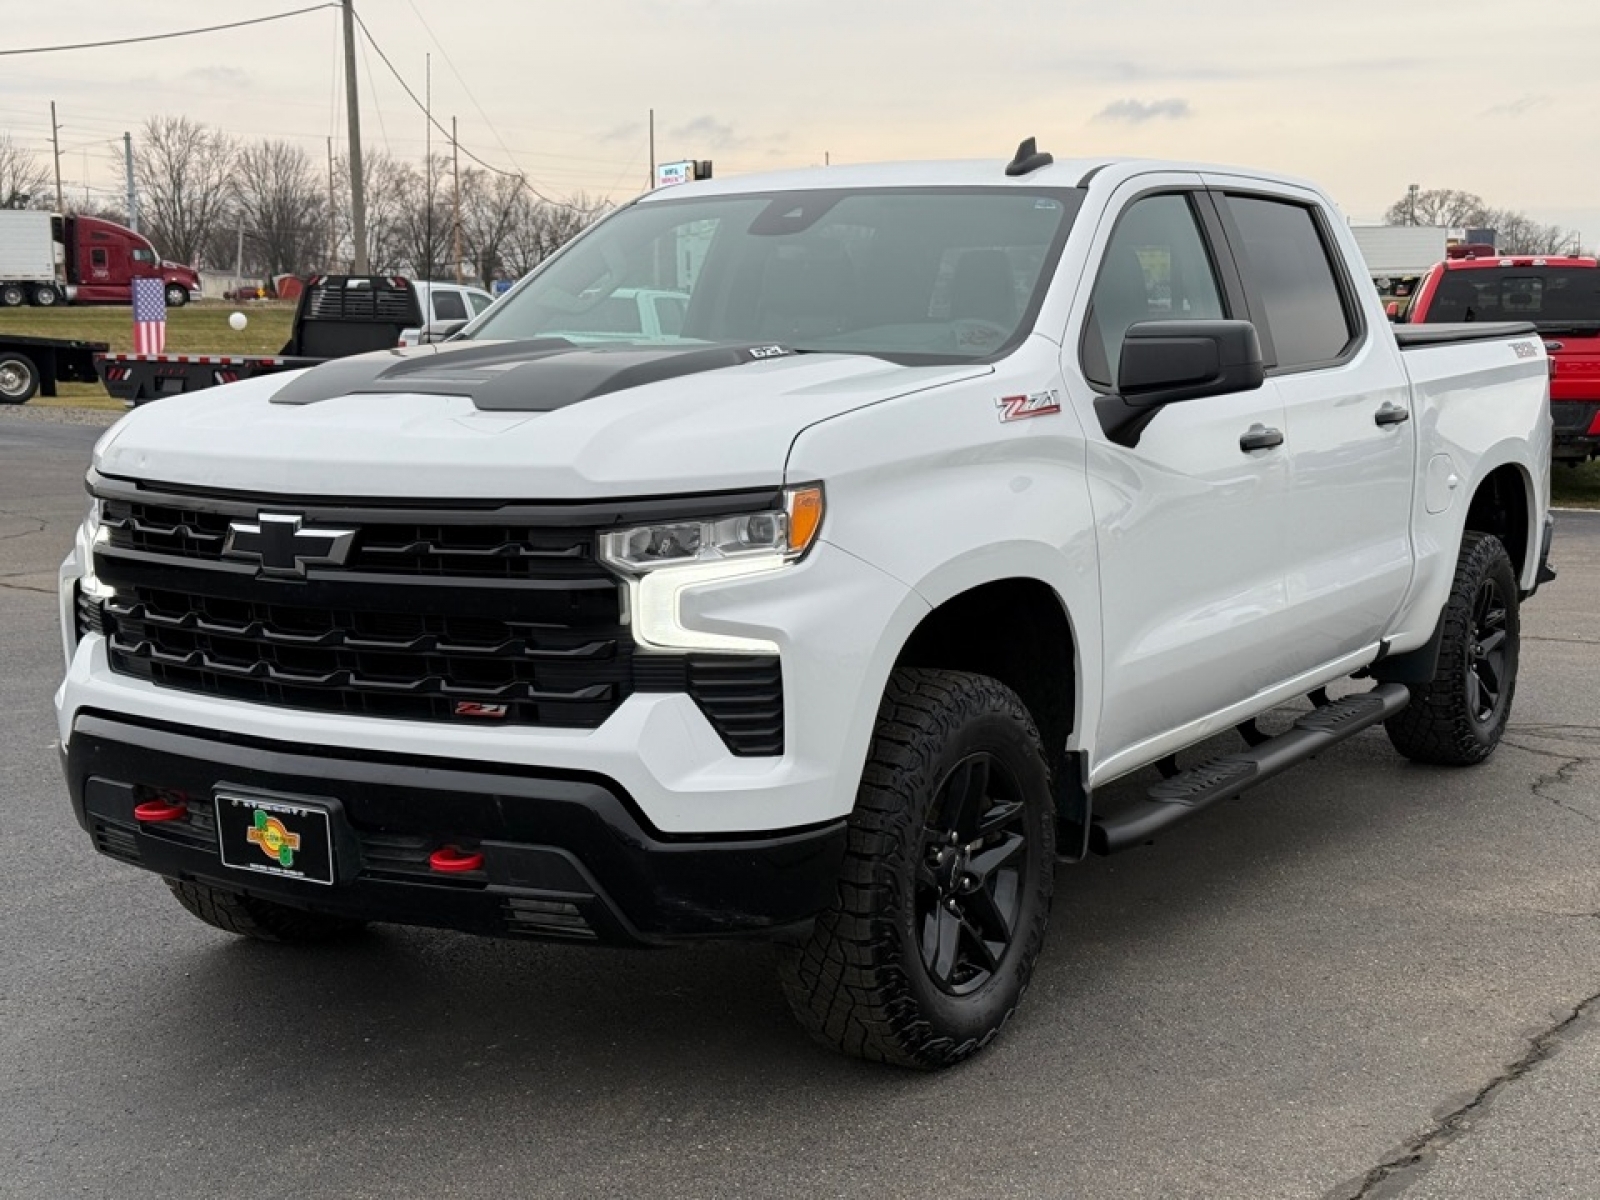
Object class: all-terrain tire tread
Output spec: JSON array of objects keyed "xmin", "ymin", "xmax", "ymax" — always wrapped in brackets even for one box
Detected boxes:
[
  {"xmin": 1384, "ymin": 532, "xmax": 1519, "ymax": 766},
  {"xmin": 164, "ymin": 878, "xmax": 366, "ymax": 943},
  {"xmin": 777, "ymin": 668, "xmax": 1053, "ymax": 1069}
]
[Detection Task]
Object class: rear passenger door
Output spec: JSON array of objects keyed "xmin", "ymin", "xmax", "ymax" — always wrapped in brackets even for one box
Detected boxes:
[{"xmin": 1206, "ymin": 182, "xmax": 1416, "ymax": 676}]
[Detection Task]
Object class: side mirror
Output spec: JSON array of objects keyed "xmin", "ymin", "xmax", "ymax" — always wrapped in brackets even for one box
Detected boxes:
[
  {"xmin": 1094, "ymin": 320, "xmax": 1265, "ymax": 447},
  {"xmin": 419, "ymin": 320, "xmax": 469, "ymax": 345}
]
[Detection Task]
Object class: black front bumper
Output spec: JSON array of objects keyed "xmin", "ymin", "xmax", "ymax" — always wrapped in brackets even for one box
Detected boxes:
[{"xmin": 63, "ymin": 712, "xmax": 846, "ymax": 946}]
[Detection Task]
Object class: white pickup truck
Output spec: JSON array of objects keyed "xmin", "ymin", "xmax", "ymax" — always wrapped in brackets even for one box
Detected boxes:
[{"xmin": 58, "ymin": 141, "xmax": 1555, "ymax": 1068}]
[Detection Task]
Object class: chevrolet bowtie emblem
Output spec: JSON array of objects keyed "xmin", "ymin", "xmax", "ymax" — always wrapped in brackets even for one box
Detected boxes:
[{"xmin": 223, "ymin": 513, "xmax": 357, "ymax": 577}]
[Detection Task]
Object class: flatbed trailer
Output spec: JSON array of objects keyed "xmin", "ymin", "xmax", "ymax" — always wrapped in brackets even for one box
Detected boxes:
[{"xmin": 0, "ymin": 333, "xmax": 109, "ymax": 404}]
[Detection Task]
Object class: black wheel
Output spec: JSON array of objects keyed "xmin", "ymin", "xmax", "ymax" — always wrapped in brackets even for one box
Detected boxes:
[
  {"xmin": 31, "ymin": 284, "xmax": 61, "ymax": 307},
  {"xmin": 1385, "ymin": 532, "xmax": 1520, "ymax": 765},
  {"xmin": 0, "ymin": 354, "xmax": 39, "ymax": 404},
  {"xmin": 164, "ymin": 283, "xmax": 189, "ymax": 307},
  {"xmin": 164, "ymin": 878, "xmax": 367, "ymax": 943},
  {"xmin": 778, "ymin": 668, "xmax": 1055, "ymax": 1068},
  {"xmin": 0, "ymin": 284, "xmax": 25, "ymax": 308}
]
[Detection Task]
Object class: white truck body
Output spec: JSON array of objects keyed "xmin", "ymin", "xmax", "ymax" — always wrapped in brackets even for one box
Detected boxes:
[
  {"xmin": 0, "ymin": 210, "xmax": 61, "ymax": 286},
  {"xmin": 56, "ymin": 149, "xmax": 1555, "ymax": 1066},
  {"xmin": 1351, "ymin": 224, "xmax": 1450, "ymax": 278}
]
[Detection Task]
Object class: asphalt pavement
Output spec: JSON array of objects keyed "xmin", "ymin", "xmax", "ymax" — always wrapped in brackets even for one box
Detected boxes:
[{"xmin": 2, "ymin": 411, "xmax": 1597, "ymax": 1200}]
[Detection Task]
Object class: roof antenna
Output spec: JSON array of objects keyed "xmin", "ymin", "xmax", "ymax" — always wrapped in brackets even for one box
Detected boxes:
[{"xmin": 1006, "ymin": 136, "xmax": 1054, "ymax": 177}]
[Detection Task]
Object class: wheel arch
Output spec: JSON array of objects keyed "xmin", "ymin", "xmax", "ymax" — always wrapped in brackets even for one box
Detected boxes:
[
  {"xmin": 1463, "ymin": 462, "xmax": 1533, "ymax": 581},
  {"xmin": 893, "ymin": 577, "xmax": 1079, "ymax": 817}
]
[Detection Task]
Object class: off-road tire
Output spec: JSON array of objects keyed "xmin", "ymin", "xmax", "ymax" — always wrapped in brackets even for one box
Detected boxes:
[
  {"xmin": 0, "ymin": 354, "xmax": 39, "ymax": 404},
  {"xmin": 778, "ymin": 668, "xmax": 1055, "ymax": 1069},
  {"xmin": 165, "ymin": 878, "xmax": 367, "ymax": 943},
  {"xmin": 1385, "ymin": 532, "xmax": 1519, "ymax": 765}
]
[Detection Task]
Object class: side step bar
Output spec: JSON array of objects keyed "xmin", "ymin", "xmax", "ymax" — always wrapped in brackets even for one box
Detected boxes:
[{"xmin": 1089, "ymin": 683, "xmax": 1410, "ymax": 855}]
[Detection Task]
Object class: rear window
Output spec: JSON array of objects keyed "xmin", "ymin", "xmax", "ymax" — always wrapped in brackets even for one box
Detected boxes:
[{"xmin": 1421, "ymin": 266, "xmax": 1600, "ymax": 326}]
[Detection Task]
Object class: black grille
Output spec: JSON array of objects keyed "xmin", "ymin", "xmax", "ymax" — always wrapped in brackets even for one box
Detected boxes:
[
  {"xmin": 101, "ymin": 498, "xmax": 598, "ymax": 580},
  {"xmin": 104, "ymin": 584, "xmax": 625, "ymax": 728},
  {"xmin": 91, "ymin": 485, "xmax": 785, "ymax": 755}
]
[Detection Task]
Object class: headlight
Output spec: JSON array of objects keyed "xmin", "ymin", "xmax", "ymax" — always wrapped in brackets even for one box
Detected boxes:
[
  {"xmin": 599, "ymin": 486, "xmax": 824, "ymax": 655},
  {"xmin": 599, "ymin": 486, "xmax": 824, "ymax": 574}
]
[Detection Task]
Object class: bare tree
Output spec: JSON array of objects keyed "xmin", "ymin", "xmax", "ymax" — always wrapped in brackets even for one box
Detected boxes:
[
  {"xmin": 388, "ymin": 154, "xmax": 453, "ymax": 280},
  {"xmin": 1383, "ymin": 188, "xmax": 1488, "ymax": 228},
  {"xmin": 135, "ymin": 116, "xmax": 236, "ymax": 266},
  {"xmin": 232, "ymin": 139, "xmax": 327, "ymax": 278},
  {"xmin": 1476, "ymin": 207, "xmax": 1582, "ymax": 256},
  {"xmin": 460, "ymin": 168, "xmax": 529, "ymax": 287},
  {"xmin": 504, "ymin": 194, "xmax": 609, "ymax": 277},
  {"xmin": 0, "ymin": 133, "xmax": 51, "ymax": 210}
]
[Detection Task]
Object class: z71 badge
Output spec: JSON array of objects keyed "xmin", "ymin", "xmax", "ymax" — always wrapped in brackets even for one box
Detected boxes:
[{"xmin": 996, "ymin": 390, "xmax": 1062, "ymax": 422}]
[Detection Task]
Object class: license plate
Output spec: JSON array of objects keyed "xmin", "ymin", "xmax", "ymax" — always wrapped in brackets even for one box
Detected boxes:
[{"xmin": 215, "ymin": 791, "xmax": 336, "ymax": 886}]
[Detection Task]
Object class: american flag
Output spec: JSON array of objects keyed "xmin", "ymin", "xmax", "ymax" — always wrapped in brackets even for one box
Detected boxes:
[{"xmin": 131, "ymin": 278, "xmax": 167, "ymax": 355}]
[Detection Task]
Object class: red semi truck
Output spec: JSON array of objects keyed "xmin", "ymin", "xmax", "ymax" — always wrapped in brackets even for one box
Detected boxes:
[{"xmin": 0, "ymin": 210, "xmax": 201, "ymax": 308}]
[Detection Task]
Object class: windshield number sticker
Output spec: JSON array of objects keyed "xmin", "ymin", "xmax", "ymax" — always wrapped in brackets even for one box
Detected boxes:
[
  {"xmin": 997, "ymin": 390, "xmax": 1062, "ymax": 423},
  {"xmin": 747, "ymin": 345, "xmax": 793, "ymax": 360}
]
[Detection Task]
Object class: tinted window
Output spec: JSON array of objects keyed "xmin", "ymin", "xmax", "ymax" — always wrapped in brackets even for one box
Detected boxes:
[
  {"xmin": 1421, "ymin": 266, "xmax": 1600, "ymax": 327},
  {"xmin": 1225, "ymin": 196, "xmax": 1353, "ymax": 368},
  {"xmin": 1082, "ymin": 193, "xmax": 1225, "ymax": 388},
  {"xmin": 467, "ymin": 292, "xmax": 494, "ymax": 315},
  {"xmin": 90, "ymin": 248, "xmax": 108, "ymax": 269},
  {"xmin": 432, "ymin": 291, "xmax": 468, "ymax": 321}
]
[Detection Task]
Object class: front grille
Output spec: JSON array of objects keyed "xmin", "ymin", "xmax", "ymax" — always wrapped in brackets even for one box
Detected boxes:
[
  {"xmin": 91, "ymin": 485, "xmax": 785, "ymax": 754},
  {"xmin": 105, "ymin": 584, "xmax": 626, "ymax": 728},
  {"xmin": 102, "ymin": 497, "xmax": 598, "ymax": 580}
]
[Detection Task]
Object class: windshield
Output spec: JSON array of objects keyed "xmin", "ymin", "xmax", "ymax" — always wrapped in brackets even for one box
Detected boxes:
[
  {"xmin": 1422, "ymin": 266, "xmax": 1600, "ymax": 328},
  {"xmin": 468, "ymin": 187, "xmax": 1084, "ymax": 362}
]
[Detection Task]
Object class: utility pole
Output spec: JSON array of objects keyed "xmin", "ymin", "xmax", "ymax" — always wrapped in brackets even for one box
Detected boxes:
[
  {"xmin": 123, "ymin": 132, "xmax": 138, "ymax": 232},
  {"xmin": 49, "ymin": 102, "xmax": 64, "ymax": 211},
  {"xmin": 1407, "ymin": 182, "xmax": 1419, "ymax": 226},
  {"xmin": 647, "ymin": 108, "xmax": 655, "ymax": 190},
  {"xmin": 326, "ymin": 137, "xmax": 338, "ymax": 269},
  {"xmin": 424, "ymin": 52, "xmax": 432, "ymax": 282},
  {"xmin": 341, "ymin": 0, "xmax": 369, "ymax": 271},
  {"xmin": 451, "ymin": 116, "xmax": 462, "ymax": 284}
]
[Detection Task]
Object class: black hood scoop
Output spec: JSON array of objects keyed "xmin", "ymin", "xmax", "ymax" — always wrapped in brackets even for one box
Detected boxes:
[{"xmin": 270, "ymin": 339, "xmax": 798, "ymax": 411}]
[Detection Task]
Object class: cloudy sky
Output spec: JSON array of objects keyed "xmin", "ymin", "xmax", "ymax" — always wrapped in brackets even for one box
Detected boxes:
[{"xmin": 4, "ymin": 0, "xmax": 1599, "ymax": 244}]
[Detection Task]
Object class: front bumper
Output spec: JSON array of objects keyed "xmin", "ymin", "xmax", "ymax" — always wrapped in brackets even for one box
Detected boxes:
[{"xmin": 64, "ymin": 712, "xmax": 847, "ymax": 945}]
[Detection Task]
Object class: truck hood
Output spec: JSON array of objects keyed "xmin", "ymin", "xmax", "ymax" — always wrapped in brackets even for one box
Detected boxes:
[{"xmin": 94, "ymin": 341, "xmax": 990, "ymax": 499}]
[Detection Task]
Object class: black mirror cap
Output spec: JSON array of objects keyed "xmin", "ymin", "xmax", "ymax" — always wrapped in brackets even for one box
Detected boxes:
[
  {"xmin": 420, "ymin": 320, "xmax": 470, "ymax": 345},
  {"xmin": 1095, "ymin": 320, "xmax": 1265, "ymax": 447}
]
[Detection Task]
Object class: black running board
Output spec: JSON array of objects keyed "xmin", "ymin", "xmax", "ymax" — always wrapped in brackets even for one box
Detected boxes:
[{"xmin": 1089, "ymin": 683, "xmax": 1410, "ymax": 855}]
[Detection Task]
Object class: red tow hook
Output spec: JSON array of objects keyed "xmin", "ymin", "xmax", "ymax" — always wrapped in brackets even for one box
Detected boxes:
[
  {"xmin": 429, "ymin": 846, "xmax": 484, "ymax": 874},
  {"xmin": 133, "ymin": 799, "xmax": 188, "ymax": 823}
]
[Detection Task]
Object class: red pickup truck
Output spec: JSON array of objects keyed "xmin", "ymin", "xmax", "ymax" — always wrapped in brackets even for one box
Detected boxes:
[{"xmin": 1405, "ymin": 254, "xmax": 1600, "ymax": 462}]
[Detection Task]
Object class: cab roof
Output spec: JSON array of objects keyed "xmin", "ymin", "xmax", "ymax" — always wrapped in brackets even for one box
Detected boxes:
[{"xmin": 634, "ymin": 153, "xmax": 1328, "ymax": 201}]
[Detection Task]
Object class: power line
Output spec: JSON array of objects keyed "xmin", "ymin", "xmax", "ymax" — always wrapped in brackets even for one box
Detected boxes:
[
  {"xmin": 348, "ymin": 9, "xmax": 585, "ymax": 211},
  {"xmin": 0, "ymin": 4, "xmax": 339, "ymax": 56}
]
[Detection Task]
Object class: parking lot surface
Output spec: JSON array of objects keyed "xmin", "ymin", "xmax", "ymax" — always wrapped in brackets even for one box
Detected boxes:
[{"xmin": 2, "ymin": 411, "xmax": 1597, "ymax": 1200}]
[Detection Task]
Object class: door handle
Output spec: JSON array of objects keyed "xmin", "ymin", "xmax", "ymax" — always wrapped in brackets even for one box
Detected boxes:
[
  {"xmin": 1374, "ymin": 402, "xmax": 1410, "ymax": 427},
  {"xmin": 1239, "ymin": 424, "xmax": 1283, "ymax": 452}
]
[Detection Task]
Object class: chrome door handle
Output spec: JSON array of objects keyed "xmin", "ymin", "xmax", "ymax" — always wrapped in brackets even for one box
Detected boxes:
[{"xmin": 1239, "ymin": 424, "xmax": 1284, "ymax": 452}]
